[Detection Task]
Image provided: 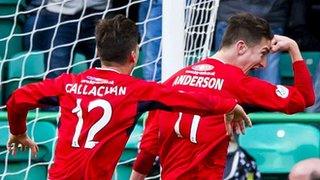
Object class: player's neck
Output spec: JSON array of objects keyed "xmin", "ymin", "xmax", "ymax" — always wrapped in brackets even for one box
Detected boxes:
[
  {"xmin": 211, "ymin": 49, "xmax": 234, "ymax": 65},
  {"xmin": 100, "ymin": 64, "xmax": 132, "ymax": 75},
  {"xmin": 211, "ymin": 49, "xmax": 246, "ymax": 72}
]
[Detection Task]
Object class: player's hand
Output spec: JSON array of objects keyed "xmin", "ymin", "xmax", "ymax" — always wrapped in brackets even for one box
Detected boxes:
[
  {"xmin": 270, "ymin": 35, "xmax": 303, "ymax": 61},
  {"xmin": 7, "ymin": 132, "xmax": 39, "ymax": 157},
  {"xmin": 270, "ymin": 35, "xmax": 296, "ymax": 52},
  {"xmin": 130, "ymin": 170, "xmax": 146, "ymax": 180},
  {"xmin": 224, "ymin": 104, "xmax": 252, "ymax": 136}
]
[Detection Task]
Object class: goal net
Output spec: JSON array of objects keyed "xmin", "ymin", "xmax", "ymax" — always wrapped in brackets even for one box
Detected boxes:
[
  {"xmin": 184, "ymin": 0, "xmax": 219, "ymax": 66},
  {"xmin": 0, "ymin": 0, "xmax": 219, "ymax": 179}
]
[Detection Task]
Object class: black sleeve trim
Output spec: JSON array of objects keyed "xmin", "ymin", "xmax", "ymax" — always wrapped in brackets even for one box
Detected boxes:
[
  {"xmin": 126, "ymin": 101, "xmax": 173, "ymax": 135},
  {"xmin": 38, "ymin": 96, "xmax": 59, "ymax": 106}
]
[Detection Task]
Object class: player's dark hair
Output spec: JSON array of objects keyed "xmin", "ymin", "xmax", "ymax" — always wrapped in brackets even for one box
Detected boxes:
[
  {"xmin": 311, "ymin": 171, "xmax": 320, "ymax": 180},
  {"xmin": 95, "ymin": 14, "xmax": 139, "ymax": 64},
  {"xmin": 221, "ymin": 13, "xmax": 273, "ymax": 48}
]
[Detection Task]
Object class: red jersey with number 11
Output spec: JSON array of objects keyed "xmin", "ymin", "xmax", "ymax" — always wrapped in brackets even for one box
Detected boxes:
[{"xmin": 133, "ymin": 58, "xmax": 314, "ymax": 179}]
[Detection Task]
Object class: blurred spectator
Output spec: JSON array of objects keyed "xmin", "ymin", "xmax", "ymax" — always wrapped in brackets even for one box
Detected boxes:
[
  {"xmin": 289, "ymin": 158, "xmax": 320, "ymax": 180},
  {"xmin": 214, "ymin": 0, "xmax": 290, "ymax": 84},
  {"xmin": 138, "ymin": 0, "xmax": 162, "ymax": 81},
  {"xmin": 224, "ymin": 135, "xmax": 261, "ymax": 180},
  {"xmin": 285, "ymin": 0, "xmax": 320, "ymax": 51},
  {"xmin": 285, "ymin": 0, "xmax": 320, "ymax": 112},
  {"xmin": 23, "ymin": 0, "xmax": 48, "ymax": 50},
  {"xmin": 23, "ymin": 0, "xmax": 109, "ymax": 78}
]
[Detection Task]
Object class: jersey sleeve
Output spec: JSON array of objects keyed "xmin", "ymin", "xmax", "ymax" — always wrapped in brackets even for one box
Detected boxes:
[
  {"xmin": 135, "ymin": 81, "xmax": 237, "ymax": 116},
  {"xmin": 133, "ymin": 111, "xmax": 159, "ymax": 175},
  {"xmin": 292, "ymin": 60, "xmax": 315, "ymax": 106},
  {"xmin": 7, "ymin": 74, "xmax": 68, "ymax": 135},
  {"xmin": 234, "ymin": 61, "xmax": 314, "ymax": 114}
]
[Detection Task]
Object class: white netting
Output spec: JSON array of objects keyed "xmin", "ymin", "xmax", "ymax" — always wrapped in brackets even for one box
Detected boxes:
[
  {"xmin": 0, "ymin": 0, "xmax": 218, "ymax": 179},
  {"xmin": 185, "ymin": 0, "xmax": 219, "ymax": 66}
]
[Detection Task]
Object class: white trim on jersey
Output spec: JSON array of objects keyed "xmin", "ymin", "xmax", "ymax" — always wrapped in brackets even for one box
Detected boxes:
[
  {"xmin": 174, "ymin": 112, "xmax": 183, "ymax": 138},
  {"xmin": 190, "ymin": 115, "xmax": 200, "ymax": 143}
]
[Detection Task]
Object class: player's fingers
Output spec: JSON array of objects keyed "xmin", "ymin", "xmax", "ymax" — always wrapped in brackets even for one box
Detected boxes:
[
  {"xmin": 271, "ymin": 43, "xmax": 280, "ymax": 52},
  {"xmin": 227, "ymin": 122, "xmax": 233, "ymax": 136},
  {"xmin": 225, "ymin": 112, "xmax": 234, "ymax": 123},
  {"xmin": 271, "ymin": 37, "xmax": 278, "ymax": 46},
  {"xmin": 12, "ymin": 143, "xmax": 18, "ymax": 156},
  {"xmin": 7, "ymin": 139, "xmax": 14, "ymax": 151},
  {"xmin": 235, "ymin": 121, "xmax": 245, "ymax": 135},
  {"xmin": 36, "ymin": 143, "xmax": 39, "ymax": 152},
  {"xmin": 25, "ymin": 144, "xmax": 29, "ymax": 151},
  {"xmin": 30, "ymin": 145, "xmax": 39, "ymax": 157},
  {"xmin": 225, "ymin": 121, "xmax": 229, "ymax": 135},
  {"xmin": 224, "ymin": 117, "xmax": 233, "ymax": 136},
  {"xmin": 30, "ymin": 142, "xmax": 39, "ymax": 157},
  {"xmin": 239, "ymin": 121, "xmax": 245, "ymax": 135},
  {"xmin": 22, "ymin": 144, "xmax": 28, "ymax": 151},
  {"xmin": 18, "ymin": 143, "xmax": 23, "ymax": 151},
  {"xmin": 25, "ymin": 140, "xmax": 39, "ymax": 157},
  {"xmin": 234, "ymin": 123, "xmax": 241, "ymax": 135},
  {"xmin": 234, "ymin": 105, "xmax": 248, "ymax": 122},
  {"xmin": 224, "ymin": 115, "xmax": 228, "ymax": 135},
  {"xmin": 21, "ymin": 145, "xmax": 25, "ymax": 151},
  {"xmin": 20, "ymin": 138, "xmax": 39, "ymax": 157},
  {"xmin": 6, "ymin": 143, "xmax": 13, "ymax": 154},
  {"xmin": 243, "ymin": 115, "xmax": 252, "ymax": 127}
]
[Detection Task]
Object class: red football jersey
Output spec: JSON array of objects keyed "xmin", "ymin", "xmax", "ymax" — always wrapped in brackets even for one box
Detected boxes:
[
  {"xmin": 133, "ymin": 59, "xmax": 315, "ymax": 179},
  {"xmin": 6, "ymin": 67, "xmax": 237, "ymax": 179}
]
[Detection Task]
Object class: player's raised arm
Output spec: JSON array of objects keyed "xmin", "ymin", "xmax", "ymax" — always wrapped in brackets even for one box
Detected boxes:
[
  {"xmin": 234, "ymin": 35, "xmax": 314, "ymax": 114},
  {"xmin": 271, "ymin": 35, "xmax": 314, "ymax": 106}
]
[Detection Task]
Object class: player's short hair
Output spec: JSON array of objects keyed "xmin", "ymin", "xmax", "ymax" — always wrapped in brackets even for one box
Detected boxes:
[
  {"xmin": 95, "ymin": 14, "xmax": 139, "ymax": 64},
  {"xmin": 221, "ymin": 13, "xmax": 273, "ymax": 48},
  {"xmin": 311, "ymin": 171, "xmax": 320, "ymax": 180}
]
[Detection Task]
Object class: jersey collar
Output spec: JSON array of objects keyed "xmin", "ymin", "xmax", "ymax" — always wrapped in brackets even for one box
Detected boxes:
[{"xmin": 95, "ymin": 67, "xmax": 121, "ymax": 74}]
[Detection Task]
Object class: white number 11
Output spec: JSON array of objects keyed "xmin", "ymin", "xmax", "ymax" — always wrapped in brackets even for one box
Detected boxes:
[
  {"xmin": 71, "ymin": 98, "xmax": 112, "ymax": 149},
  {"xmin": 174, "ymin": 113, "xmax": 200, "ymax": 144}
]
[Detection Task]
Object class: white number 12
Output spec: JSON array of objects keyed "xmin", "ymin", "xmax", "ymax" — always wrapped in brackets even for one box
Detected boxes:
[{"xmin": 71, "ymin": 98, "xmax": 112, "ymax": 149}]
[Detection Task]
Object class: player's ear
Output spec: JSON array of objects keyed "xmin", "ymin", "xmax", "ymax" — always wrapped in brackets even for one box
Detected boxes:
[
  {"xmin": 129, "ymin": 46, "xmax": 139, "ymax": 65},
  {"xmin": 236, "ymin": 40, "xmax": 247, "ymax": 55},
  {"xmin": 129, "ymin": 51, "xmax": 136, "ymax": 65}
]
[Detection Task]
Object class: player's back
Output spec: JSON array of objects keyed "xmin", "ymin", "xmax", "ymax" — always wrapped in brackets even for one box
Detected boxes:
[
  {"xmin": 155, "ymin": 58, "xmax": 242, "ymax": 179},
  {"xmin": 150, "ymin": 57, "xmax": 311, "ymax": 179},
  {"xmin": 49, "ymin": 68, "xmax": 155, "ymax": 179}
]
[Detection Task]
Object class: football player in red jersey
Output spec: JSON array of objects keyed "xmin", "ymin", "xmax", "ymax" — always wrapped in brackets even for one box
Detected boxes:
[
  {"xmin": 6, "ymin": 15, "xmax": 251, "ymax": 179},
  {"xmin": 131, "ymin": 13, "xmax": 315, "ymax": 180}
]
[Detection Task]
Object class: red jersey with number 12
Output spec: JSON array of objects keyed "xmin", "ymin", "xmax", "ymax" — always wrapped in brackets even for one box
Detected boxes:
[{"xmin": 7, "ymin": 68, "xmax": 237, "ymax": 179}]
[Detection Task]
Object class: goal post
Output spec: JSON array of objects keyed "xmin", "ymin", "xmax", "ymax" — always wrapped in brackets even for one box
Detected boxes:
[
  {"xmin": 162, "ymin": 0, "xmax": 220, "ymax": 81},
  {"xmin": 161, "ymin": 0, "xmax": 185, "ymax": 81}
]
